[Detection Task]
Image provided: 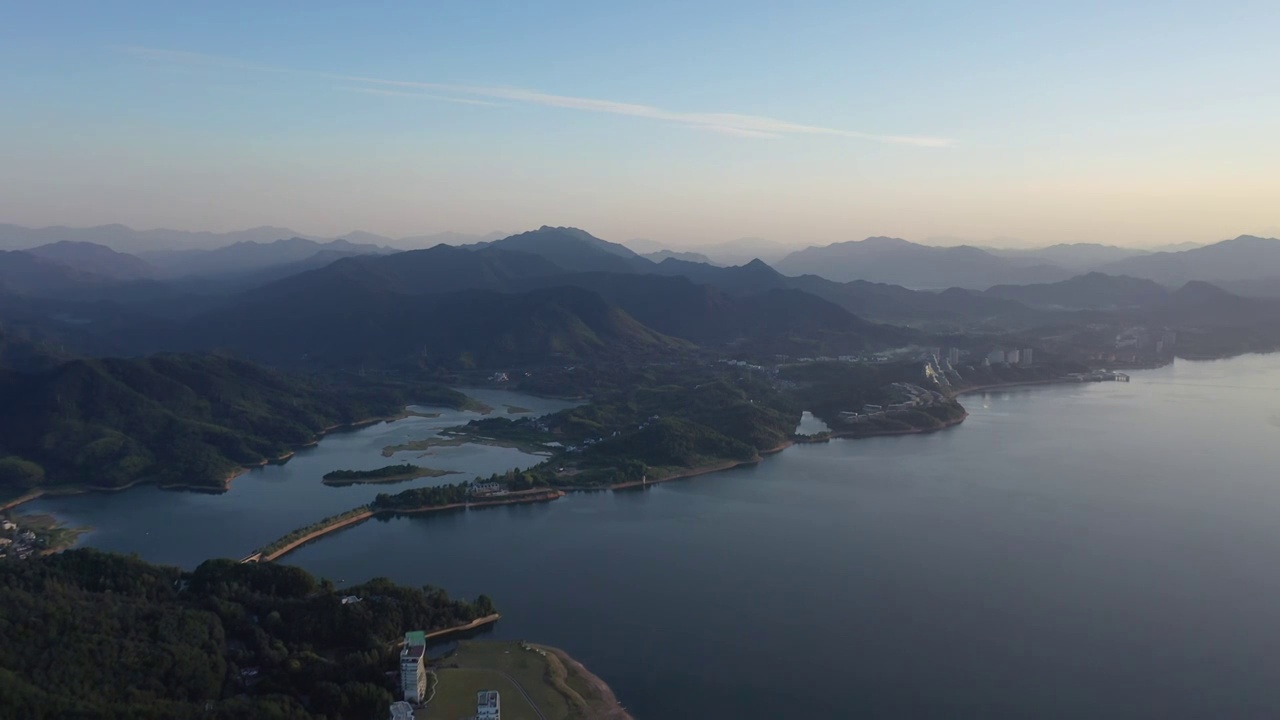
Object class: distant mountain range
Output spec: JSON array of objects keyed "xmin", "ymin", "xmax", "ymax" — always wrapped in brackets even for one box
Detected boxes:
[
  {"xmin": 643, "ymin": 249, "xmax": 717, "ymax": 265},
  {"xmin": 0, "ymin": 223, "xmax": 506, "ymax": 254},
  {"xmin": 983, "ymin": 272, "xmax": 1172, "ymax": 310},
  {"xmin": 774, "ymin": 236, "xmax": 1071, "ymax": 289},
  {"xmin": 984, "ymin": 243, "xmax": 1151, "ymax": 270},
  {"xmin": 1095, "ymin": 235, "xmax": 1280, "ymax": 286},
  {"xmin": 24, "ymin": 241, "xmax": 158, "ymax": 280},
  {"xmin": 3, "ymin": 222, "xmax": 1279, "ymax": 369},
  {"xmin": 7, "ymin": 222, "xmax": 1276, "ymax": 291},
  {"xmin": 138, "ymin": 236, "xmax": 392, "ymax": 278},
  {"xmin": 182, "ymin": 228, "xmax": 908, "ymax": 366}
]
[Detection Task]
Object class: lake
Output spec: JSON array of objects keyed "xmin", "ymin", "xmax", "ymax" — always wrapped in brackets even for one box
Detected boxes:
[
  {"xmin": 22, "ymin": 388, "xmax": 578, "ymax": 566},
  {"xmin": 35, "ymin": 356, "xmax": 1280, "ymax": 718}
]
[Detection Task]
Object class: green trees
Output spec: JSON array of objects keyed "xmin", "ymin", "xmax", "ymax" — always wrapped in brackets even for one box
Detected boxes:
[
  {"xmin": 0, "ymin": 353, "xmax": 471, "ymax": 498},
  {"xmin": 0, "ymin": 549, "xmax": 494, "ymax": 719},
  {"xmin": 0, "ymin": 456, "xmax": 44, "ymax": 490},
  {"xmin": 322, "ymin": 464, "xmax": 421, "ymax": 481},
  {"xmin": 371, "ymin": 482, "xmax": 473, "ymax": 511}
]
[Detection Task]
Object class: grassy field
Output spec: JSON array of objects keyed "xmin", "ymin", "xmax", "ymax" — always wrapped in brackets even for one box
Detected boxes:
[
  {"xmin": 430, "ymin": 668, "xmax": 542, "ymax": 720},
  {"xmin": 426, "ymin": 640, "xmax": 630, "ymax": 720}
]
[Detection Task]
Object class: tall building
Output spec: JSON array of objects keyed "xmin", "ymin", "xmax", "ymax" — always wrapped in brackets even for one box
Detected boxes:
[
  {"xmin": 1020, "ymin": 348, "xmax": 1034, "ymax": 366},
  {"xmin": 1005, "ymin": 348, "xmax": 1020, "ymax": 365},
  {"xmin": 947, "ymin": 347, "xmax": 961, "ymax": 365},
  {"xmin": 477, "ymin": 690, "xmax": 501, "ymax": 719},
  {"xmin": 400, "ymin": 634, "xmax": 427, "ymax": 703}
]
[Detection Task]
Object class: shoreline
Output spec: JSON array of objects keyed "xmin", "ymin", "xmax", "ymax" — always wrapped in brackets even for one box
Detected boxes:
[
  {"xmin": 610, "ymin": 439, "xmax": 795, "ymax": 491},
  {"xmin": 952, "ymin": 378, "xmax": 1077, "ymax": 397},
  {"xmin": 0, "ymin": 404, "xmax": 456, "ymax": 513},
  {"xmin": 248, "ymin": 488, "xmax": 566, "ymax": 563},
  {"xmin": 535, "ymin": 643, "xmax": 635, "ymax": 720},
  {"xmin": 609, "ymin": 410, "xmax": 971, "ymax": 491}
]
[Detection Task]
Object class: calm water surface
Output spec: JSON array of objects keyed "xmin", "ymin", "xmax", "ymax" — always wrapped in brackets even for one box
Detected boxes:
[
  {"xmin": 24, "ymin": 388, "xmax": 577, "ymax": 565},
  {"xmin": 40, "ymin": 357, "xmax": 1280, "ymax": 718}
]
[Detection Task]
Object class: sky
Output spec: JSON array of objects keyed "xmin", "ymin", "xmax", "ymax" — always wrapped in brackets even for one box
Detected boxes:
[{"xmin": 2, "ymin": 1, "xmax": 1278, "ymax": 249}]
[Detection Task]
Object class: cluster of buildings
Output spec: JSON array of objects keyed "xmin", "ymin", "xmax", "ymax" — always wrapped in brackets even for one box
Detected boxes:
[
  {"xmin": 1067, "ymin": 370, "xmax": 1130, "ymax": 383},
  {"xmin": 476, "ymin": 690, "xmax": 501, "ymax": 719},
  {"xmin": 470, "ymin": 480, "xmax": 508, "ymax": 497},
  {"xmin": 837, "ymin": 382, "xmax": 946, "ymax": 423},
  {"xmin": 400, "ymin": 632, "xmax": 428, "ymax": 703},
  {"xmin": 393, "ymin": 631, "xmax": 502, "ymax": 720},
  {"xmin": 1116, "ymin": 327, "xmax": 1177, "ymax": 354},
  {"xmin": 0, "ymin": 518, "xmax": 39, "ymax": 560},
  {"xmin": 983, "ymin": 347, "xmax": 1035, "ymax": 367}
]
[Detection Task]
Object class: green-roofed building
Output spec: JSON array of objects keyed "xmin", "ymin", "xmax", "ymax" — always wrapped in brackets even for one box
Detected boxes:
[{"xmin": 405, "ymin": 631, "xmax": 426, "ymax": 647}]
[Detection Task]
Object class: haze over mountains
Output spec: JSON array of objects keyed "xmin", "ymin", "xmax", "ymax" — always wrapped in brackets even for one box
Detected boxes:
[
  {"xmin": 2, "ymin": 221, "xmax": 1279, "ymax": 371},
  {"xmin": 5, "ymin": 222, "xmax": 1279, "ymax": 290}
]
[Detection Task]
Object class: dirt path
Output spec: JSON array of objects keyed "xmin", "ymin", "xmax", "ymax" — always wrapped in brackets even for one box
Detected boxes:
[{"xmin": 424, "ymin": 613, "xmax": 501, "ymax": 641}]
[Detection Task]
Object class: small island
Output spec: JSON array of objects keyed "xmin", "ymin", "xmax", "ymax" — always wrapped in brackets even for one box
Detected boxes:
[{"xmin": 321, "ymin": 463, "xmax": 459, "ymax": 486}]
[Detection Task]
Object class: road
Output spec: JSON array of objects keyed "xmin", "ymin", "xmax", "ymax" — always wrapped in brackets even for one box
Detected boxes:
[{"xmin": 497, "ymin": 670, "xmax": 547, "ymax": 720}]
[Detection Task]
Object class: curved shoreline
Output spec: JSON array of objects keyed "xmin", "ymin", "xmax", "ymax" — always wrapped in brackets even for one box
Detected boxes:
[
  {"xmin": 953, "ymin": 378, "xmax": 1075, "ymax": 397},
  {"xmin": 535, "ymin": 643, "xmax": 635, "ymax": 720},
  {"xmin": 246, "ymin": 489, "xmax": 566, "ymax": 563},
  {"xmin": 610, "ymin": 410, "xmax": 970, "ymax": 491},
  {"xmin": 0, "ymin": 407, "xmax": 447, "ymax": 512}
]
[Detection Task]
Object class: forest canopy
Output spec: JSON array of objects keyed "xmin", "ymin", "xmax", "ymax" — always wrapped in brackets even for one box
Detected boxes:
[{"xmin": 0, "ymin": 549, "xmax": 492, "ymax": 720}]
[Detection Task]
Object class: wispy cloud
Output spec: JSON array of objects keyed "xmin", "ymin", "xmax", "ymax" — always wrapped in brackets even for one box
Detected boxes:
[
  {"xmin": 123, "ymin": 46, "xmax": 953, "ymax": 147},
  {"xmin": 336, "ymin": 86, "xmax": 502, "ymax": 106},
  {"xmin": 689, "ymin": 124, "xmax": 783, "ymax": 139},
  {"xmin": 121, "ymin": 46, "xmax": 294, "ymax": 75}
]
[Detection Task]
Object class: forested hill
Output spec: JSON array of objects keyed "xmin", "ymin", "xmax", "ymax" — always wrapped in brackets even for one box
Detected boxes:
[
  {"xmin": 0, "ymin": 549, "xmax": 494, "ymax": 719},
  {"xmin": 0, "ymin": 354, "xmax": 468, "ymax": 498}
]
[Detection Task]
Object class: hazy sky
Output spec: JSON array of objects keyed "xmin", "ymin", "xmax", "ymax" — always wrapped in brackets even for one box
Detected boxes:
[{"xmin": 2, "ymin": 1, "xmax": 1278, "ymax": 248}]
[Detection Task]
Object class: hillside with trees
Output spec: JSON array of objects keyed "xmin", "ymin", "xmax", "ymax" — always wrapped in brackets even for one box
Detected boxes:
[
  {"xmin": 0, "ymin": 354, "xmax": 470, "ymax": 498},
  {"xmin": 0, "ymin": 549, "xmax": 493, "ymax": 719}
]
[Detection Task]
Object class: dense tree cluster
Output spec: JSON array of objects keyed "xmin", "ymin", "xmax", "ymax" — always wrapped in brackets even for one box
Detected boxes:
[
  {"xmin": 321, "ymin": 464, "xmax": 421, "ymax": 481},
  {"xmin": 0, "ymin": 550, "xmax": 491, "ymax": 719},
  {"xmin": 586, "ymin": 417, "xmax": 755, "ymax": 469},
  {"xmin": 0, "ymin": 354, "xmax": 469, "ymax": 498},
  {"xmin": 371, "ymin": 482, "xmax": 474, "ymax": 511}
]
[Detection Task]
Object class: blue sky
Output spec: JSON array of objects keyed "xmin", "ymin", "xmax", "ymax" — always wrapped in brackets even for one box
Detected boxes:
[{"xmin": 2, "ymin": 1, "xmax": 1278, "ymax": 247}]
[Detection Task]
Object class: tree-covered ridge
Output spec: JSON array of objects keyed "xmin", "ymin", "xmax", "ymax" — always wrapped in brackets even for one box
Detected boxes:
[
  {"xmin": 0, "ymin": 353, "xmax": 470, "ymax": 496},
  {"xmin": 450, "ymin": 367, "xmax": 800, "ymax": 486},
  {"xmin": 0, "ymin": 549, "xmax": 493, "ymax": 720}
]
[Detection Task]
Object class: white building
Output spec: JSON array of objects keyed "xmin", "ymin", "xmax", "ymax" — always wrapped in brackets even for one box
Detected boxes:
[
  {"xmin": 400, "ymin": 644, "xmax": 427, "ymax": 703},
  {"xmin": 389, "ymin": 700, "xmax": 415, "ymax": 720},
  {"xmin": 1004, "ymin": 348, "xmax": 1020, "ymax": 365},
  {"xmin": 1020, "ymin": 348, "xmax": 1034, "ymax": 367},
  {"xmin": 477, "ymin": 690, "xmax": 501, "ymax": 720}
]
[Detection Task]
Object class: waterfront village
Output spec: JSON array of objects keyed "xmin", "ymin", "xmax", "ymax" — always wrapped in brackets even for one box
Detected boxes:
[{"xmin": 0, "ymin": 513, "xmax": 83, "ymax": 560}]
